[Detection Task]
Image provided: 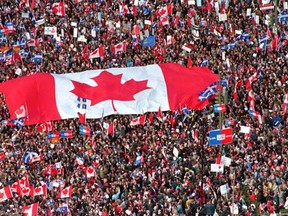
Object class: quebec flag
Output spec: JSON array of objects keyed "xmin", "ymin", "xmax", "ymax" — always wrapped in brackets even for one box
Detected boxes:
[
  {"xmin": 22, "ymin": 151, "xmax": 38, "ymax": 164},
  {"xmin": 198, "ymin": 82, "xmax": 218, "ymax": 101}
]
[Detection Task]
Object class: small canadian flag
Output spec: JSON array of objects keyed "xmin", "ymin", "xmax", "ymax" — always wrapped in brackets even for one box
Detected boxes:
[
  {"xmin": 166, "ymin": 35, "xmax": 175, "ymax": 45},
  {"xmin": 131, "ymin": 25, "xmax": 140, "ymax": 35},
  {"xmin": 84, "ymin": 166, "xmax": 96, "ymax": 178},
  {"xmin": 130, "ymin": 115, "xmax": 146, "ymax": 126},
  {"xmin": 84, "ymin": 46, "xmax": 104, "ymax": 59},
  {"xmin": 110, "ymin": 41, "xmax": 127, "ymax": 54},
  {"xmin": 34, "ymin": 185, "xmax": 47, "ymax": 197},
  {"xmin": 0, "ymin": 186, "xmax": 13, "ymax": 203},
  {"xmin": 22, "ymin": 202, "xmax": 39, "ymax": 216},
  {"xmin": 56, "ymin": 185, "xmax": 72, "ymax": 199},
  {"xmin": 20, "ymin": 186, "xmax": 34, "ymax": 197}
]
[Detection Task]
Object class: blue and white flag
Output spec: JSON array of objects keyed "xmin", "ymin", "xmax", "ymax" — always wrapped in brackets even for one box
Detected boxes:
[
  {"xmin": 198, "ymin": 82, "xmax": 218, "ymax": 101},
  {"xmin": 75, "ymin": 155, "xmax": 85, "ymax": 166},
  {"xmin": 31, "ymin": 54, "xmax": 43, "ymax": 63},
  {"xmin": 22, "ymin": 151, "xmax": 38, "ymax": 164},
  {"xmin": 10, "ymin": 118, "xmax": 25, "ymax": 128},
  {"xmin": 278, "ymin": 11, "xmax": 288, "ymax": 23}
]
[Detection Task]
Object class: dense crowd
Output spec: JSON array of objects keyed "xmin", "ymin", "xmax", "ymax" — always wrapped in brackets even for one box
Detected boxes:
[{"xmin": 0, "ymin": 0, "xmax": 287, "ymax": 215}]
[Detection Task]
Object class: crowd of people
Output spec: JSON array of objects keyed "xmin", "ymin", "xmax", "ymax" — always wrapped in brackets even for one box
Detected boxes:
[{"xmin": 0, "ymin": 0, "xmax": 287, "ymax": 215}]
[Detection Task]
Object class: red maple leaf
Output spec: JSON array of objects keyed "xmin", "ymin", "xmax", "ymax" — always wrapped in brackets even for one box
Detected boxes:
[
  {"xmin": 87, "ymin": 167, "xmax": 94, "ymax": 174},
  {"xmin": 62, "ymin": 189, "xmax": 68, "ymax": 195},
  {"xmin": 0, "ymin": 192, "xmax": 4, "ymax": 199},
  {"xmin": 70, "ymin": 71, "xmax": 150, "ymax": 112},
  {"xmin": 35, "ymin": 188, "xmax": 41, "ymax": 193}
]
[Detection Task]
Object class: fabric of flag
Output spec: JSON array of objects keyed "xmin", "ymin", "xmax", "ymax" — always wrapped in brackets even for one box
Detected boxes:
[
  {"xmin": 31, "ymin": 54, "xmax": 42, "ymax": 63},
  {"xmin": 77, "ymin": 112, "xmax": 86, "ymax": 124},
  {"xmin": 130, "ymin": 115, "xmax": 146, "ymax": 126},
  {"xmin": 0, "ymin": 186, "xmax": 13, "ymax": 202},
  {"xmin": 198, "ymin": 82, "xmax": 218, "ymax": 101},
  {"xmin": 214, "ymin": 104, "xmax": 226, "ymax": 113},
  {"xmin": 155, "ymin": 3, "xmax": 173, "ymax": 17},
  {"xmin": 22, "ymin": 202, "xmax": 38, "ymax": 216},
  {"xmin": 29, "ymin": 154, "xmax": 43, "ymax": 164},
  {"xmin": 77, "ymin": 97, "xmax": 87, "ymax": 109},
  {"xmin": 278, "ymin": 11, "xmax": 288, "ymax": 23},
  {"xmin": 209, "ymin": 128, "xmax": 233, "ymax": 146},
  {"xmin": 43, "ymin": 164, "xmax": 58, "ymax": 176},
  {"xmin": 0, "ymin": 152, "xmax": 6, "ymax": 161},
  {"xmin": 133, "ymin": 152, "xmax": 143, "ymax": 166},
  {"xmin": 56, "ymin": 185, "xmax": 72, "ymax": 199},
  {"xmin": 200, "ymin": 58, "xmax": 208, "ymax": 67},
  {"xmin": 47, "ymin": 131, "xmax": 60, "ymax": 139},
  {"xmin": 107, "ymin": 123, "xmax": 114, "ymax": 135},
  {"xmin": 140, "ymin": 36, "xmax": 155, "ymax": 47},
  {"xmin": 110, "ymin": 41, "xmax": 127, "ymax": 54},
  {"xmin": 83, "ymin": 166, "xmax": 95, "ymax": 178},
  {"xmin": 210, "ymin": 164, "xmax": 224, "ymax": 173},
  {"xmin": 259, "ymin": 3, "xmax": 274, "ymax": 10},
  {"xmin": 17, "ymin": 175, "xmax": 30, "ymax": 189},
  {"xmin": 52, "ymin": 2, "xmax": 66, "ymax": 16},
  {"xmin": 22, "ymin": 151, "xmax": 39, "ymax": 164},
  {"xmin": 20, "ymin": 186, "xmax": 34, "ymax": 197},
  {"xmin": 60, "ymin": 130, "xmax": 73, "ymax": 138},
  {"xmin": 225, "ymin": 119, "xmax": 236, "ymax": 126},
  {"xmin": 79, "ymin": 125, "xmax": 90, "ymax": 135},
  {"xmin": 3, "ymin": 22, "xmax": 14, "ymax": 34},
  {"xmin": 75, "ymin": 155, "xmax": 84, "ymax": 166},
  {"xmin": 84, "ymin": 46, "xmax": 104, "ymax": 59},
  {"xmin": 0, "ymin": 63, "xmax": 218, "ymax": 125},
  {"xmin": 34, "ymin": 185, "xmax": 47, "ymax": 197},
  {"xmin": 233, "ymin": 80, "xmax": 242, "ymax": 100},
  {"xmin": 249, "ymin": 109, "xmax": 260, "ymax": 119}
]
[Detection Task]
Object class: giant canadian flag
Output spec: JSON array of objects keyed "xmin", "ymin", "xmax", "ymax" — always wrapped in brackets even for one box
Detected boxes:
[{"xmin": 0, "ymin": 63, "xmax": 218, "ymax": 125}]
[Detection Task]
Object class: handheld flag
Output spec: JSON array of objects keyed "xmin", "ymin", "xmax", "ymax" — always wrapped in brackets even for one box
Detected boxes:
[
  {"xmin": 209, "ymin": 128, "xmax": 232, "ymax": 146},
  {"xmin": 214, "ymin": 104, "xmax": 226, "ymax": 113}
]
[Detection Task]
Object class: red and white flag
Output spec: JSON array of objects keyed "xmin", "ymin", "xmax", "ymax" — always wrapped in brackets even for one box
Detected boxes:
[
  {"xmin": 20, "ymin": 186, "xmax": 34, "ymax": 197},
  {"xmin": 29, "ymin": 154, "xmax": 43, "ymax": 164},
  {"xmin": 245, "ymin": 72, "xmax": 257, "ymax": 89},
  {"xmin": 56, "ymin": 185, "xmax": 72, "ymax": 199},
  {"xmin": 131, "ymin": 25, "xmax": 140, "ymax": 35},
  {"xmin": 23, "ymin": 202, "xmax": 38, "ymax": 216},
  {"xmin": 43, "ymin": 164, "xmax": 58, "ymax": 176},
  {"xmin": 0, "ymin": 152, "xmax": 6, "ymax": 161},
  {"xmin": 84, "ymin": 166, "xmax": 95, "ymax": 178},
  {"xmin": 111, "ymin": 41, "xmax": 127, "ymax": 54},
  {"xmin": 233, "ymin": 80, "xmax": 242, "ymax": 100},
  {"xmin": 34, "ymin": 185, "xmax": 47, "ymax": 197},
  {"xmin": 0, "ymin": 186, "xmax": 13, "ymax": 202},
  {"xmin": 160, "ymin": 17, "xmax": 170, "ymax": 26},
  {"xmin": 130, "ymin": 115, "xmax": 146, "ymax": 126},
  {"xmin": 52, "ymin": 2, "xmax": 66, "ymax": 16},
  {"xmin": 36, "ymin": 121, "xmax": 53, "ymax": 132},
  {"xmin": 18, "ymin": 175, "xmax": 30, "ymax": 189},
  {"xmin": 156, "ymin": 4, "xmax": 173, "ymax": 17},
  {"xmin": 84, "ymin": 46, "xmax": 104, "ymax": 59},
  {"xmin": 247, "ymin": 89, "xmax": 254, "ymax": 101},
  {"xmin": 166, "ymin": 35, "xmax": 175, "ymax": 45},
  {"xmin": 0, "ymin": 64, "xmax": 218, "ymax": 125}
]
